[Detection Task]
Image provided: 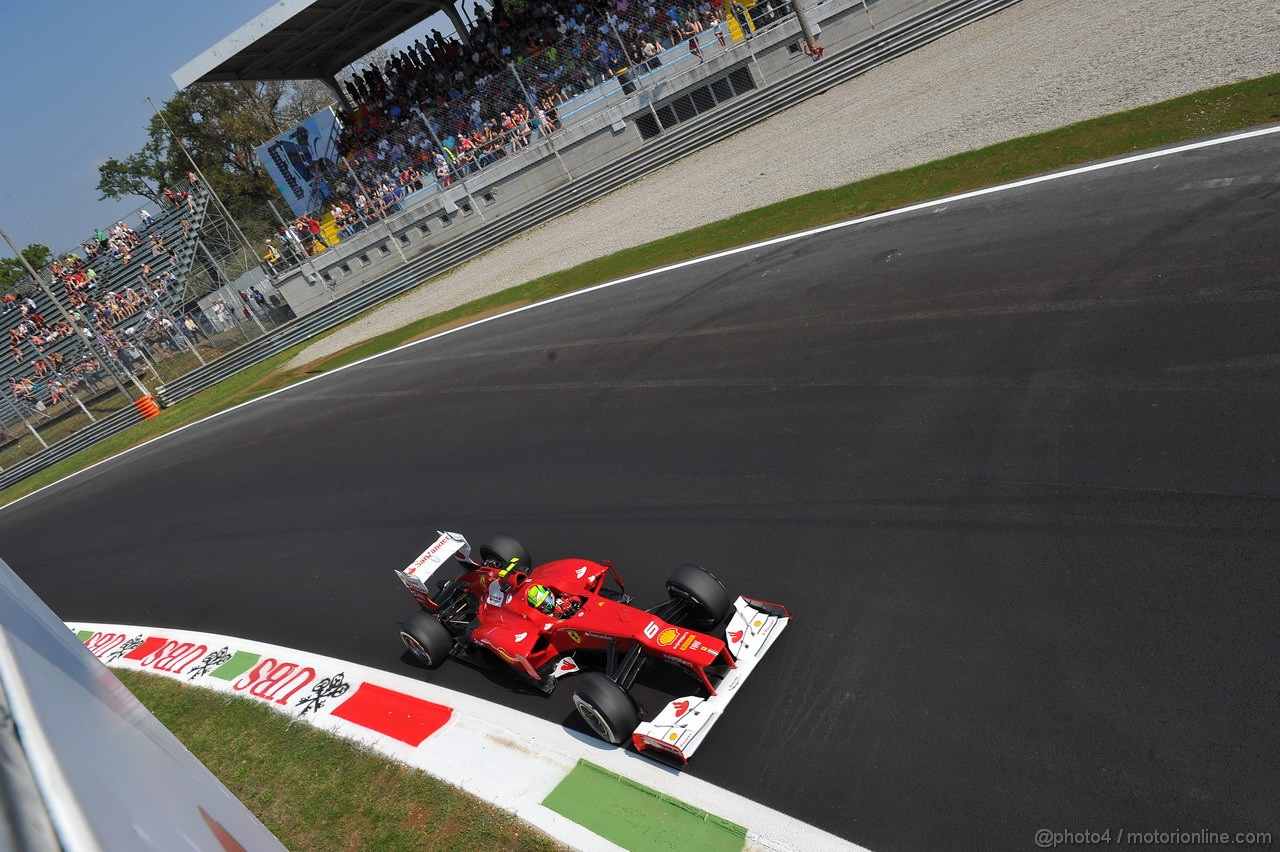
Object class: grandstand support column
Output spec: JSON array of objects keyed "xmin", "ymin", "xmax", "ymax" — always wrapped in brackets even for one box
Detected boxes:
[
  {"xmin": 1, "ymin": 392, "xmax": 49, "ymax": 450},
  {"xmin": 421, "ymin": 118, "xmax": 486, "ymax": 223},
  {"xmin": 442, "ymin": 2, "xmax": 472, "ymax": 47},
  {"xmin": 1, "ymin": 228, "xmax": 145, "ymax": 402},
  {"xmin": 148, "ymin": 97, "xmax": 259, "ymax": 265},
  {"xmin": 508, "ymin": 63, "xmax": 572, "ymax": 180},
  {"xmin": 340, "ymin": 159, "xmax": 408, "ymax": 262},
  {"xmin": 322, "ymin": 73, "xmax": 355, "ymax": 113}
]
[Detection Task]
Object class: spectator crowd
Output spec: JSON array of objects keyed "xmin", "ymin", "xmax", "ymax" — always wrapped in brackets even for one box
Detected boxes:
[{"xmin": 290, "ymin": 0, "xmax": 791, "ymax": 235}]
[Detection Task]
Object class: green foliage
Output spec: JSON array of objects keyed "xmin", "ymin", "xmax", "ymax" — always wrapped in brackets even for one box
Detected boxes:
[
  {"xmin": 114, "ymin": 671, "xmax": 562, "ymax": 851},
  {"xmin": 96, "ymin": 79, "xmax": 337, "ymax": 221},
  {"xmin": 0, "ymin": 243, "xmax": 53, "ymax": 293}
]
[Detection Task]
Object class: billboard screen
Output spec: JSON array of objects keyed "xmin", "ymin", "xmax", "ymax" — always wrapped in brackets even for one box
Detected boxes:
[{"xmin": 255, "ymin": 106, "xmax": 342, "ymax": 217}]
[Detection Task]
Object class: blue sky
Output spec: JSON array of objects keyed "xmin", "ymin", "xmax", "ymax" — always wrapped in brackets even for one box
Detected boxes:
[{"xmin": 0, "ymin": 0, "xmax": 454, "ymax": 257}]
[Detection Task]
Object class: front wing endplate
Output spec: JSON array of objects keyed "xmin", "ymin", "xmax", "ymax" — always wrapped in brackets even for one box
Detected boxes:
[{"xmin": 631, "ymin": 595, "xmax": 790, "ymax": 763}]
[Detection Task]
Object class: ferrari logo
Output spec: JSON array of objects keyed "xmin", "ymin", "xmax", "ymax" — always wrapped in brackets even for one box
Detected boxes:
[{"xmin": 567, "ymin": 630, "xmax": 581, "ymax": 644}]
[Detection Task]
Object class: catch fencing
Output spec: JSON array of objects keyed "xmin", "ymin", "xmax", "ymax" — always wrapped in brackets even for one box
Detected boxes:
[{"xmin": 1, "ymin": 0, "xmax": 1023, "ymax": 492}]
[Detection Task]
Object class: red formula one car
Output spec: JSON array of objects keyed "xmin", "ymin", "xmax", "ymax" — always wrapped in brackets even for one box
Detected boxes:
[{"xmin": 395, "ymin": 530, "xmax": 790, "ymax": 762}]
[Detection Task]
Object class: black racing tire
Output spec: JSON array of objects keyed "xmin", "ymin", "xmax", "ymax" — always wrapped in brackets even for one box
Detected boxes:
[
  {"xmin": 400, "ymin": 611, "xmax": 454, "ymax": 668},
  {"xmin": 572, "ymin": 673, "xmax": 640, "ymax": 745},
  {"xmin": 666, "ymin": 563, "xmax": 732, "ymax": 628},
  {"xmin": 478, "ymin": 532, "xmax": 531, "ymax": 570}
]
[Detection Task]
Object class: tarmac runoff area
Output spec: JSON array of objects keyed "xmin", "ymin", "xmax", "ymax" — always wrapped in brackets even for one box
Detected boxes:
[
  {"xmin": 73, "ymin": 622, "xmax": 860, "ymax": 852},
  {"xmin": 286, "ymin": 0, "xmax": 1280, "ymax": 370}
]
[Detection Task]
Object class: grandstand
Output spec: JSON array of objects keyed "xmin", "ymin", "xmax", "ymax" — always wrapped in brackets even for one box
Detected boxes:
[
  {"xmin": 5, "ymin": 0, "xmax": 903, "ymax": 472},
  {"xmin": 0, "ymin": 183, "xmax": 240, "ymax": 459},
  {"xmin": 169, "ymin": 0, "xmax": 814, "ymax": 316}
]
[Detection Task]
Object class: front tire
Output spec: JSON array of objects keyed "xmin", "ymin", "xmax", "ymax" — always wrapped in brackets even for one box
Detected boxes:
[
  {"xmin": 400, "ymin": 611, "xmax": 454, "ymax": 668},
  {"xmin": 666, "ymin": 563, "xmax": 732, "ymax": 627},
  {"xmin": 572, "ymin": 673, "xmax": 640, "ymax": 745}
]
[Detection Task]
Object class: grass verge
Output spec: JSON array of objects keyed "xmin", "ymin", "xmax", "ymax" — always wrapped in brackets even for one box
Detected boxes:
[
  {"xmin": 2, "ymin": 72, "xmax": 1278, "ymax": 509},
  {"xmin": 114, "ymin": 669, "xmax": 562, "ymax": 851}
]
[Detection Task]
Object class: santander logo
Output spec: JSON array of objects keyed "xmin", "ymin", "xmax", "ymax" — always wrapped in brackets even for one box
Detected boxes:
[
  {"xmin": 673, "ymin": 699, "xmax": 691, "ymax": 717},
  {"xmin": 728, "ymin": 630, "xmax": 744, "ymax": 644}
]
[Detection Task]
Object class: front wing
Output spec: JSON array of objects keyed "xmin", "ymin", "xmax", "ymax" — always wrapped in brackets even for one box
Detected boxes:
[{"xmin": 631, "ymin": 595, "xmax": 790, "ymax": 763}]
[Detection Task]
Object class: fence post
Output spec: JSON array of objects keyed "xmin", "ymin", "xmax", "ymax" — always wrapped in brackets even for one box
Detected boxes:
[
  {"xmin": 608, "ymin": 16, "xmax": 666, "ymax": 135},
  {"xmin": 509, "ymin": 62, "xmax": 572, "ymax": 181},
  {"xmin": 341, "ymin": 157, "xmax": 408, "ymax": 262},
  {"xmin": 2, "ymin": 391, "xmax": 49, "ymax": 449},
  {"xmin": 1, "ymin": 227, "xmax": 145, "ymax": 401},
  {"xmin": 267, "ymin": 200, "xmax": 326, "ymax": 286},
  {"xmin": 199, "ymin": 241, "xmax": 265, "ymax": 333},
  {"xmin": 422, "ymin": 116, "xmax": 487, "ymax": 223}
]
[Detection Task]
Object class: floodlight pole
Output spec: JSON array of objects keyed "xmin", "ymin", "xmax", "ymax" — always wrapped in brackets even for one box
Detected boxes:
[
  {"xmin": 793, "ymin": 0, "xmax": 818, "ymax": 47},
  {"xmin": 1, "ymin": 228, "xmax": 144, "ymax": 401},
  {"xmin": 148, "ymin": 96, "xmax": 258, "ymax": 263}
]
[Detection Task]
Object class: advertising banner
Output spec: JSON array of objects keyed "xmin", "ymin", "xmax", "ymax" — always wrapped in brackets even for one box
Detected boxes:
[{"xmin": 255, "ymin": 106, "xmax": 342, "ymax": 217}]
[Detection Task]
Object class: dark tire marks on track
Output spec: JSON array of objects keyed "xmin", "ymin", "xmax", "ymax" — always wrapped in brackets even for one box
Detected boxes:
[{"xmin": 4, "ymin": 136, "xmax": 1279, "ymax": 851}]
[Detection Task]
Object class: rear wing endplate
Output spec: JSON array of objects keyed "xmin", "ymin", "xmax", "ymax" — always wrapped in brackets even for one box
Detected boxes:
[{"xmin": 394, "ymin": 531, "xmax": 472, "ymax": 609}]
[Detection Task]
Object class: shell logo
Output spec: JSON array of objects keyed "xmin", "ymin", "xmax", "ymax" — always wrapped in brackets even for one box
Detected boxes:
[
  {"xmin": 668, "ymin": 732, "xmax": 680, "ymax": 742},
  {"xmin": 657, "ymin": 627, "xmax": 680, "ymax": 646}
]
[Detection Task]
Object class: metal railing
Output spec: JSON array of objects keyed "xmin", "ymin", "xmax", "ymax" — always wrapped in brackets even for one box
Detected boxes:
[{"xmin": 0, "ymin": 0, "xmax": 1022, "ymax": 493}]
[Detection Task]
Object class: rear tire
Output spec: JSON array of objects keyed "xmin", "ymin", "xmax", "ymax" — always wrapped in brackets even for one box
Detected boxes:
[
  {"xmin": 479, "ymin": 532, "xmax": 531, "ymax": 570},
  {"xmin": 400, "ymin": 611, "xmax": 454, "ymax": 668},
  {"xmin": 572, "ymin": 673, "xmax": 640, "ymax": 745},
  {"xmin": 666, "ymin": 563, "xmax": 732, "ymax": 627}
]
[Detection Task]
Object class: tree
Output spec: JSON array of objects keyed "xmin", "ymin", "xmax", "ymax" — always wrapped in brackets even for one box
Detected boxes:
[
  {"xmin": 0, "ymin": 243, "xmax": 53, "ymax": 294},
  {"xmin": 96, "ymin": 79, "xmax": 336, "ymax": 224},
  {"xmin": 97, "ymin": 151, "xmax": 165, "ymax": 203}
]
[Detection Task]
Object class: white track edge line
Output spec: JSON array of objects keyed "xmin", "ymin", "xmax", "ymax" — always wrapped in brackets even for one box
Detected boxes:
[{"xmin": 3, "ymin": 122, "xmax": 1277, "ymax": 513}]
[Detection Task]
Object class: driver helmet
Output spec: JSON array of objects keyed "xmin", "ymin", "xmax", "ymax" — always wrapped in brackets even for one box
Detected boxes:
[{"xmin": 527, "ymin": 584, "xmax": 556, "ymax": 614}]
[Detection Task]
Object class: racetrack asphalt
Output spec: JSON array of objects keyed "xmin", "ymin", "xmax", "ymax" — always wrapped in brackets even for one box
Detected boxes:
[{"xmin": 4, "ymin": 133, "xmax": 1279, "ymax": 851}]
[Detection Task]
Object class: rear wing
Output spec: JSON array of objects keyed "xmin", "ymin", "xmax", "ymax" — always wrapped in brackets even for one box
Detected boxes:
[
  {"xmin": 395, "ymin": 531, "xmax": 473, "ymax": 611},
  {"xmin": 632, "ymin": 596, "xmax": 790, "ymax": 764}
]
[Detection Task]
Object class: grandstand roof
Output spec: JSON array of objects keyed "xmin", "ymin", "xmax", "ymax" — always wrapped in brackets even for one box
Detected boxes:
[{"xmin": 172, "ymin": 0, "xmax": 454, "ymax": 89}]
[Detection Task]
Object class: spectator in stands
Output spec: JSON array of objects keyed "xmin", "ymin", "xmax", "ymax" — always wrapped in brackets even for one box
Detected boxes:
[
  {"xmin": 800, "ymin": 37, "xmax": 824, "ymax": 61},
  {"xmin": 183, "ymin": 315, "xmax": 210, "ymax": 343},
  {"xmin": 303, "ymin": 216, "xmax": 330, "ymax": 251},
  {"xmin": 138, "ymin": 209, "xmax": 155, "ymax": 229}
]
